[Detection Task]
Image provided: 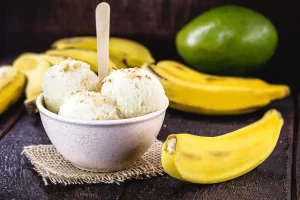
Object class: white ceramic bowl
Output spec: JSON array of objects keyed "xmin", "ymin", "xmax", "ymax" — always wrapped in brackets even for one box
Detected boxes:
[{"xmin": 36, "ymin": 93, "xmax": 168, "ymax": 172}]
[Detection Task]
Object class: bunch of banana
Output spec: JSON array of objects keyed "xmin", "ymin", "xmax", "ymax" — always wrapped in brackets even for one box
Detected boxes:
[
  {"xmin": 13, "ymin": 53, "xmax": 52, "ymax": 114},
  {"xmin": 48, "ymin": 36, "xmax": 155, "ymax": 70},
  {"xmin": 0, "ymin": 66, "xmax": 26, "ymax": 115},
  {"xmin": 142, "ymin": 61, "xmax": 290, "ymax": 115},
  {"xmin": 162, "ymin": 109, "xmax": 283, "ymax": 184},
  {"xmin": 12, "ymin": 52, "xmax": 114, "ymax": 115},
  {"xmin": 11, "ymin": 36, "xmax": 152, "ymax": 114}
]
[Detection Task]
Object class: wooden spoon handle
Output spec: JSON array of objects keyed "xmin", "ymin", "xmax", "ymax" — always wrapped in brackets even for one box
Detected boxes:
[{"xmin": 96, "ymin": 2, "xmax": 110, "ymax": 80}]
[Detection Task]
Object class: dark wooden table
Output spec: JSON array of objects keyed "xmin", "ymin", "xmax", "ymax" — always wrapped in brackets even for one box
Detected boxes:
[{"xmin": 0, "ymin": 56, "xmax": 299, "ymax": 200}]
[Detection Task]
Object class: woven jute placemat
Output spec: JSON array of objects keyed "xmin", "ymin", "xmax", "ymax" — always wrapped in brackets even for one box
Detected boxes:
[{"xmin": 23, "ymin": 140, "xmax": 164, "ymax": 185}]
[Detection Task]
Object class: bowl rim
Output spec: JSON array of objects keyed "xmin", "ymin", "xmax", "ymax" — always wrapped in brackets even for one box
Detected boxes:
[{"xmin": 36, "ymin": 93, "xmax": 169, "ymax": 125}]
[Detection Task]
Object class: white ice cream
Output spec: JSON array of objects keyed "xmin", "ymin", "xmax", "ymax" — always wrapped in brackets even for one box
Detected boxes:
[
  {"xmin": 58, "ymin": 91, "xmax": 120, "ymax": 120},
  {"xmin": 101, "ymin": 68, "xmax": 166, "ymax": 118},
  {"xmin": 42, "ymin": 59, "xmax": 100, "ymax": 113}
]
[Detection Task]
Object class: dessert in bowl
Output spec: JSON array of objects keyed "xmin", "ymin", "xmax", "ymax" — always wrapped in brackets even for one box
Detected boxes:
[{"xmin": 37, "ymin": 59, "xmax": 168, "ymax": 172}]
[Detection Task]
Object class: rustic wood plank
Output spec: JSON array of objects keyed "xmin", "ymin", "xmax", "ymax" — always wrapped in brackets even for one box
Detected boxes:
[
  {"xmin": 0, "ymin": 101, "xmax": 24, "ymax": 140},
  {"xmin": 0, "ymin": 97, "xmax": 294, "ymax": 199},
  {"xmin": 0, "ymin": 115, "xmax": 126, "ymax": 200},
  {"xmin": 122, "ymin": 97, "xmax": 294, "ymax": 200}
]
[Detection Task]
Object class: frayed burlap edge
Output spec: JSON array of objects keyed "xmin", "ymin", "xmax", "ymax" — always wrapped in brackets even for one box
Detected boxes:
[{"xmin": 22, "ymin": 140, "xmax": 164, "ymax": 186}]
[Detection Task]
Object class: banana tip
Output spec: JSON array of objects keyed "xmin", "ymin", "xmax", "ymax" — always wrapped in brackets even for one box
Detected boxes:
[
  {"xmin": 285, "ymin": 87, "xmax": 290, "ymax": 96},
  {"xmin": 266, "ymin": 109, "xmax": 283, "ymax": 120},
  {"xmin": 165, "ymin": 135, "xmax": 177, "ymax": 154}
]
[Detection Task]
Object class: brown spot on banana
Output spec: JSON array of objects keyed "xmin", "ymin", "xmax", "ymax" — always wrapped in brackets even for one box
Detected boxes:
[
  {"xmin": 122, "ymin": 59, "xmax": 131, "ymax": 68},
  {"xmin": 285, "ymin": 88, "xmax": 290, "ymax": 96},
  {"xmin": 147, "ymin": 65, "xmax": 168, "ymax": 81},
  {"xmin": 180, "ymin": 151, "xmax": 202, "ymax": 160},
  {"xmin": 209, "ymin": 151, "xmax": 230, "ymax": 157},
  {"xmin": 205, "ymin": 76, "xmax": 223, "ymax": 81},
  {"xmin": 174, "ymin": 65, "xmax": 185, "ymax": 71}
]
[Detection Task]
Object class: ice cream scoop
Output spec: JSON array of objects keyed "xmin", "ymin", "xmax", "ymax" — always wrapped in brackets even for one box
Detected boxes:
[
  {"xmin": 42, "ymin": 59, "xmax": 100, "ymax": 113},
  {"xmin": 36, "ymin": 93, "xmax": 169, "ymax": 172},
  {"xmin": 59, "ymin": 91, "xmax": 120, "ymax": 120},
  {"xmin": 101, "ymin": 68, "xmax": 166, "ymax": 118}
]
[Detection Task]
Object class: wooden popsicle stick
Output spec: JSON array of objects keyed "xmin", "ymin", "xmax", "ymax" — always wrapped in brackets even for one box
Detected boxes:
[{"xmin": 96, "ymin": 2, "xmax": 110, "ymax": 80}]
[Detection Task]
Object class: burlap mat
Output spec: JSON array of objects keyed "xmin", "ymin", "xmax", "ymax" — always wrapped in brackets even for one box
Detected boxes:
[{"xmin": 22, "ymin": 140, "xmax": 164, "ymax": 185}]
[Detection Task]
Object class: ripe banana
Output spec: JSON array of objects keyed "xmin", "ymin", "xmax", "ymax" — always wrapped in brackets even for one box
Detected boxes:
[
  {"xmin": 45, "ymin": 49, "xmax": 117, "ymax": 73},
  {"xmin": 142, "ymin": 64, "xmax": 289, "ymax": 115},
  {"xmin": 52, "ymin": 36, "xmax": 97, "ymax": 50},
  {"xmin": 156, "ymin": 60, "xmax": 271, "ymax": 88},
  {"xmin": 40, "ymin": 54, "xmax": 65, "ymax": 65},
  {"xmin": 109, "ymin": 37, "xmax": 155, "ymax": 67},
  {"xmin": 109, "ymin": 56, "xmax": 130, "ymax": 69},
  {"xmin": 13, "ymin": 53, "xmax": 52, "ymax": 114},
  {"xmin": 162, "ymin": 109, "xmax": 283, "ymax": 184},
  {"xmin": 50, "ymin": 36, "xmax": 155, "ymax": 68},
  {"xmin": 0, "ymin": 66, "xmax": 26, "ymax": 115}
]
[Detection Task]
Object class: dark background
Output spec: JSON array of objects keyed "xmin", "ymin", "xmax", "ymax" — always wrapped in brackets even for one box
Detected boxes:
[{"xmin": 0, "ymin": 0, "xmax": 299, "ymax": 89}]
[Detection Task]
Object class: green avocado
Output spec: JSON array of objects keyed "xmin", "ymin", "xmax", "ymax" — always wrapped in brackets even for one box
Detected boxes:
[{"xmin": 176, "ymin": 5, "xmax": 278, "ymax": 75}]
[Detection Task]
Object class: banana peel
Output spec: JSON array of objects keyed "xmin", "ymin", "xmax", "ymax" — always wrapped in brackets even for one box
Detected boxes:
[
  {"xmin": 162, "ymin": 109, "xmax": 283, "ymax": 184},
  {"xmin": 50, "ymin": 36, "xmax": 155, "ymax": 68},
  {"xmin": 142, "ymin": 63, "xmax": 289, "ymax": 115},
  {"xmin": 156, "ymin": 60, "xmax": 272, "ymax": 88},
  {"xmin": 13, "ymin": 53, "xmax": 52, "ymax": 114},
  {"xmin": 40, "ymin": 54, "xmax": 66, "ymax": 65},
  {"xmin": 109, "ymin": 56, "xmax": 130, "ymax": 69},
  {"xmin": 109, "ymin": 37, "xmax": 155, "ymax": 67},
  {"xmin": 52, "ymin": 36, "xmax": 97, "ymax": 50},
  {"xmin": 45, "ymin": 48, "xmax": 117, "ymax": 73}
]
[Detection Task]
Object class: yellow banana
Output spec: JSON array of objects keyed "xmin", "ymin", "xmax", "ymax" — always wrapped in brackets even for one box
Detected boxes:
[
  {"xmin": 156, "ymin": 61, "xmax": 289, "ymax": 101},
  {"xmin": 109, "ymin": 56, "xmax": 130, "ymax": 69},
  {"xmin": 40, "ymin": 54, "xmax": 65, "ymax": 65},
  {"xmin": 0, "ymin": 66, "xmax": 26, "ymax": 115},
  {"xmin": 162, "ymin": 109, "xmax": 283, "ymax": 184},
  {"xmin": 52, "ymin": 36, "xmax": 97, "ymax": 50},
  {"xmin": 45, "ymin": 49, "xmax": 117, "ymax": 73},
  {"xmin": 50, "ymin": 36, "xmax": 155, "ymax": 67},
  {"xmin": 13, "ymin": 53, "xmax": 51, "ymax": 114},
  {"xmin": 109, "ymin": 37, "xmax": 155, "ymax": 67},
  {"xmin": 156, "ymin": 60, "xmax": 283, "ymax": 89},
  {"xmin": 143, "ymin": 64, "xmax": 289, "ymax": 115}
]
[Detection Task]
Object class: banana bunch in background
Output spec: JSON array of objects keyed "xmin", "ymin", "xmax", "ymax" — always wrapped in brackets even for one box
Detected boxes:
[
  {"xmin": 1, "ymin": 37, "xmax": 154, "ymax": 115},
  {"xmin": 0, "ymin": 66, "xmax": 26, "ymax": 115},
  {"xmin": 47, "ymin": 37, "xmax": 155, "ymax": 72},
  {"xmin": 162, "ymin": 109, "xmax": 283, "ymax": 184},
  {"xmin": 142, "ymin": 61, "xmax": 290, "ymax": 115},
  {"xmin": 0, "ymin": 36, "xmax": 290, "ymax": 116}
]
